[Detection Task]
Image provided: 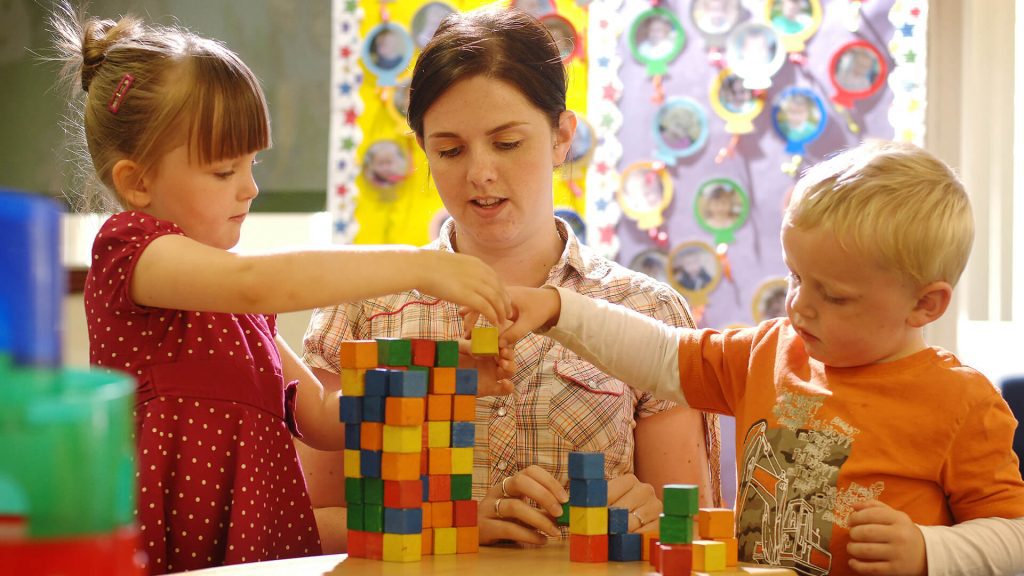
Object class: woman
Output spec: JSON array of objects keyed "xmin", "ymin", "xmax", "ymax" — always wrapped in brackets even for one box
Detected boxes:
[{"xmin": 299, "ymin": 8, "xmax": 720, "ymax": 551}]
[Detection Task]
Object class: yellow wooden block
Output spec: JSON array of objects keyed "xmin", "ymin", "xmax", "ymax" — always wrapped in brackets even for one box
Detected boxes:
[
  {"xmin": 428, "ymin": 447, "xmax": 452, "ymax": 475},
  {"xmin": 383, "ymin": 424, "xmax": 422, "ymax": 453},
  {"xmin": 693, "ymin": 539, "xmax": 727, "ymax": 571},
  {"xmin": 343, "ymin": 449, "xmax": 361, "ymax": 478},
  {"xmin": 569, "ymin": 506, "xmax": 608, "ymax": 535},
  {"xmin": 450, "ymin": 447, "xmax": 473, "ymax": 475},
  {"xmin": 340, "ymin": 368, "xmax": 366, "ymax": 397},
  {"xmin": 427, "ymin": 421, "xmax": 451, "ymax": 448},
  {"xmin": 698, "ymin": 507, "xmax": 735, "ymax": 539},
  {"xmin": 434, "ymin": 526, "xmax": 458, "ymax": 555},
  {"xmin": 382, "ymin": 532, "xmax": 421, "ymax": 562},
  {"xmin": 340, "ymin": 340, "xmax": 378, "ymax": 369},
  {"xmin": 470, "ymin": 326, "xmax": 498, "ymax": 356}
]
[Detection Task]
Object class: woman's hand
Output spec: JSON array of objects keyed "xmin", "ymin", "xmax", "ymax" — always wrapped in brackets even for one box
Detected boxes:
[
  {"xmin": 416, "ymin": 250, "xmax": 511, "ymax": 328},
  {"xmin": 480, "ymin": 465, "xmax": 568, "ymax": 546},
  {"xmin": 847, "ymin": 499, "xmax": 926, "ymax": 576},
  {"xmin": 608, "ymin": 474, "xmax": 662, "ymax": 533}
]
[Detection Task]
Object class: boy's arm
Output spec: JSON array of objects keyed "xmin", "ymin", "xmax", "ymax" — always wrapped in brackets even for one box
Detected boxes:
[{"xmin": 918, "ymin": 517, "xmax": 1024, "ymax": 575}]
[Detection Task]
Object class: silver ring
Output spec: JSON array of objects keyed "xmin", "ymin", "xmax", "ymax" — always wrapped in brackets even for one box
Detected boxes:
[
  {"xmin": 501, "ymin": 476, "xmax": 513, "ymax": 498},
  {"xmin": 631, "ymin": 510, "xmax": 646, "ymax": 527},
  {"xmin": 495, "ymin": 497, "xmax": 506, "ymax": 519}
]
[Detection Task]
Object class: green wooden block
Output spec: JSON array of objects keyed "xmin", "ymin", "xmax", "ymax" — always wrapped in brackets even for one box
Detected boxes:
[
  {"xmin": 556, "ymin": 502, "xmax": 570, "ymax": 526},
  {"xmin": 363, "ymin": 476, "xmax": 384, "ymax": 505},
  {"xmin": 346, "ymin": 477, "xmax": 364, "ymax": 505},
  {"xmin": 376, "ymin": 338, "xmax": 412, "ymax": 367},
  {"xmin": 663, "ymin": 483, "xmax": 699, "ymax": 517},
  {"xmin": 347, "ymin": 503, "xmax": 365, "ymax": 530},
  {"xmin": 435, "ymin": 340, "xmax": 459, "ymax": 367},
  {"xmin": 658, "ymin": 513, "xmax": 694, "ymax": 545},
  {"xmin": 450, "ymin": 474, "xmax": 473, "ymax": 500},
  {"xmin": 364, "ymin": 504, "xmax": 384, "ymax": 532}
]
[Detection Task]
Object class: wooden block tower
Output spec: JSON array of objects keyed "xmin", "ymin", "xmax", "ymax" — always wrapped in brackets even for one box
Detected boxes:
[
  {"xmin": 655, "ymin": 484, "xmax": 699, "ymax": 575},
  {"xmin": 567, "ymin": 451, "xmax": 608, "ymax": 562}
]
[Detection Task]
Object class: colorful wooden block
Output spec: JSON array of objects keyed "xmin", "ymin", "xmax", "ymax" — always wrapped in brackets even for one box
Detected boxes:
[
  {"xmin": 718, "ymin": 536, "xmax": 738, "ymax": 566},
  {"xmin": 426, "ymin": 394, "xmax": 452, "ymax": 421},
  {"xmin": 658, "ymin": 513, "xmax": 694, "ymax": 544},
  {"xmin": 569, "ymin": 505, "xmax": 608, "ymax": 536},
  {"xmin": 427, "ymin": 474, "xmax": 451, "ymax": 502},
  {"xmin": 426, "ymin": 420, "xmax": 451, "ymax": 448},
  {"xmin": 385, "ymin": 397, "xmax": 426, "ymax": 427},
  {"xmin": 364, "ymin": 504, "xmax": 384, "ymax": 533},
  {"xmin": 450, "ymin": 474, "xmax": 473, "ymax": 501},
  {"xmin": 569, "ymin": 533, "xmax": 608, "ymax": 563},
  {"xmin": 421, "ymin": 528, "xmax": 433, "ymax": 556},
  {"xmin": 383, "ymin": 424, "xmax": 422, "ymax": 453},
  {"xmin": 360, "ymin": 450, "xmax": 382, "ymax": 478},
  {"xmin": 433, "ymin": 526, "xmax": 457, "ymax": 555},
  {"xmin": 663, "ymin": 484, "xmax": 699, "ymax": 517},
  {"xmin": 453, "ymin": 499, "xmax": 477, "ymax": 527},
  {"xmin": 384, "ymin": 507, "xmax": 423, "ymax": 535},
  {"xmin": 421, "ymin": 502, "xmax": 432, "ymax": 529},
  {"xmin": 450, "ymin": 447, "xmax": 473, "ymax": 475},
  {"xmin": 431, "ymin": 500, "xmax": 453, "ymax": 528},
  {"xmin": 345, "ymin": 477, "xmax": 364, "ymax": 505},
  {"xmin": 363, "ymin": 369, "xmax": 390, "ymax": 396},
  {"xmin": 340, "ymin": 368, "xmax": 366, "ymax": 396},
  {"xmin": 339, "ymin": 395, "xmax": 362, "ymax": 424},
  {"xmin": 451, "ymin": 421, "xmax": 475, "ymax": 447},
  {"xmin": 347, "ymin": 503, "xmax": 364, "ymax": 531},
  {"xmin": 376, "ymin": 338, "xmax": 412, "ymax": 367},
  {"xmin": 340, "ymin": 340, "xmax": 378, "ymax": 369},
  {"xmin": 360, "ymin": 422, "xmax": 383, "ymax": 451},
  {"xmin": 344, "ymin": 423, "xmax": 361, "ymax": 450},
  {"xmin": 383, "ymin": 479, "xmax": 422, "ymax": 509},
  {"xmin": 364, "ymin": 531, "xmax": 383, "ymax": 560},
  {"xmin": 556, "ymin": 502, "xmax": 571, "ymax": 526},
  {"xmin": 348, "ymin": 529, "xmax": 367, "ymax": 557},
  {"xmin": 344, "ymin": 449, "xmax": 361, "ymax": 478},
  {"xmin": 454, "ymin": 368, "xmax": 478, "ymax": 394},
  {"xmin": 381, "ymin": 452, "xmax": 420, "ymax": 480},
  {"xmin": 470, "ymin": 326, "xmax": 499, "ymax": 355},
  {"xmin": 435, "ymin": 340, "xmax": 459, "ymax": 367},
  {"xmin": 692, "ymin": 539, "xmax": 727, "ymax": 572},
  {"xmin": 609, "ymin": 532, "xmax": 642, "ymax": 562},
  {"xmin": 569, "ymin": 478, "xmax": 608, "ymax": 507},
  {"xmin": 658, "ymin": 543, "xmax": 692, "ymax": 576},
  {"xmin": 456, "ymin": 526, "xmax": 479, "ymax": 554},
  {"xmin": 363, "ymin": 477, "xmax": 384, "ymax": 505},
  {"xmin": 411, "ymin": 339, "xmax": 436, "ymax": 367},
  {"xmin": 428, "ymin": 447, "xmax": 453, "ymax": 475},
  {"xmin": 698, "ymin": 507, "xmax": 735, "ymax": 539},
  {"xmin": 451, "ymin": 395, "xmax": 476, "ymax": 421},
  {"xmin": 388, "ymin": 369, "xmax": 428, "ymax": 397},
  {"xmin": 382, "ymin": 532, "xmax": 421, "ymax": 562},
  {"xmin": 430, "ymin": 367, "xmax": 456, "ymax": 395},
  {"xmin": 362, "ymin": 395, "xmax": 386, "ymax": 422},
  {"xmin": 568, "ymin": 452, "xmax": 604, "ymax": 479},
  {"xmin": 607, "ymin": 506, "xmax": 629, "ymax": 534},
  {"xmin": 642, "ymin": 531, "xmax": 659, "ymax": 562}
]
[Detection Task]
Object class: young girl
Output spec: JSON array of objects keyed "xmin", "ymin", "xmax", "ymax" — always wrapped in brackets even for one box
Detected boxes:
[{"xmin": 51, "ymin": 5, "xmax": 509, "ymax": 573}]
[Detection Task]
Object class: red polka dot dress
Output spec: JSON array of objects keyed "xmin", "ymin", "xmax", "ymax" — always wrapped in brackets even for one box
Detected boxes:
[{"xmin": 84, "ymin": 212, "xmax": 320, "ymax": 574}]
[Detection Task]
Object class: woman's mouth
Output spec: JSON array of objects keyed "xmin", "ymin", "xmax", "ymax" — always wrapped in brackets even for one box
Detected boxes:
[{"xmin": 471, "ymin": 197, "xmax": 506, "ymax": 208}]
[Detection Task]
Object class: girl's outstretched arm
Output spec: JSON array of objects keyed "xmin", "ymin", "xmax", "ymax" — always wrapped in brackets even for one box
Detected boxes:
[
  {"xmin": 276, "ymin": 335, "xmax": 344, "ymax": 451},
  {"xmin": 130, "ymin": 234, "xmax": 510, "ymax": 326}
]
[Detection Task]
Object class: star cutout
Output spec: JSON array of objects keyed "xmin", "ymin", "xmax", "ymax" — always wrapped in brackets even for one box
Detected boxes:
[
  {"xmin": 595, "ymin": 197, "xmax": 609, "ymax": 211},
  {"xmin": 341, "ymin": 137, "xmax": 356, "ymax": 151},
  {"xmin": 600, "ymin": 114, "xmax": 614, "ymax": 128},
  {"xmin": 904, "ymin": 50, "xmax": 916, "ymax": 63},
  {"xmin": 598, "ymin": 57, "xmax": 610, "ymax": 68},
  {"xmin": 340, "ymin": 46, "xmax": 354, "ymax": 59},
  {"xmin": 338, "ymin": 82, "xmax": 353, "ymax": 96},
  {"xmin": 335, "ymin": 184, "xmax": 349, "ymax": 196},
  {"xmin": 901, "ymin": 23, "xmax": 914, "ymax": 37},
  {"xmin": 599, "ymin": 225, "xmax": 615, "ymax": 243},
  {"xmin": 595, "ymin": 161, "xmax": 609, "ymax": 175},
  {"xmin": 336, "ymin": 160, "xmax": 348, "ymax": 171},
  {"xmin": 344, "ymin": 109, "xmax": 359, "ymax": 125},
  {"xmin": 603, "ymin": 84, "xmax": 618, "ymax": 100},
  {"xmin": 334, "ymin": 219, "xmax": 349, "ymax": 233},
  {"xmin": 344, "ymin": 0, "xmax": 357, "ymax": 12},
  {"xmin": 910, "ymin": 7, "xmax": 921, "ymax": 18}
]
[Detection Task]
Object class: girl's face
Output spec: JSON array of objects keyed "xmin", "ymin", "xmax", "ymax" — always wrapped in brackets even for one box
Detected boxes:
[
  {"xmin": 139, "ymin": 143, "xmax": 260, "ymax": 250},
  {"xmin": 418, "ymin": 75, "xmax": 574, "ymax": 253}
]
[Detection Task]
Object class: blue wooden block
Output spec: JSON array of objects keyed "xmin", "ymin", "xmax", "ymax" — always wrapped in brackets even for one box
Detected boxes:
[
  {"xmin": 362, "ymin": 395, "xmax": 386, "ymax": 422},
  {"xmin": 451, "ymin": 421, "xmax": 475, "ymax": 447},
  {"xmin": 340, "ymin": 396, "xmax": 362, "ymax": 424},
  {"xmin": 345, "ymin": 423, "xmax": 362, "ymax": 450},
  {"xmin": 454, "ymin": 368, "xmax": 478, "ymax": 395},
  {"xmin": 608, "ymin": 532, "xmax": 642, "ymax": 562},
  {"xmin": 569, "ymin": 478, "xmax": 608, "ymax": 507},
  {"xmin": 384, "ymin": 507, "xmax": 423, "ymax": 534},
  {"xmin": 568, "ymin": 452, "xmax": 604, "ymax": 479},
  {"xmin": 360, "ymin": 450, "xmax": 382, "ymax": 478},
  {"xmin": 389, "ymin": 369, "xmax": 428, "ymax": 397},
  {"xmin": 608, "ymin": 507, "xmax": 629, "ymax": 535},
  {"xmin": 421, "ymin": 474, "xmax": 430, "ymax": 501},
  {"xmin": 364, "ymin": 369, "xmax": 389, "ymax": 397}
]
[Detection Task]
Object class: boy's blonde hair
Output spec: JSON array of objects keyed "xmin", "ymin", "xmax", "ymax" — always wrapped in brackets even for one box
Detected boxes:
[
  {"xmin": 784, "ymin": 140, "xmax": 973, "ymax": 287},
  {"xmin": 51, "ymin": 3, "xmax": 270, "ymax": 211}
]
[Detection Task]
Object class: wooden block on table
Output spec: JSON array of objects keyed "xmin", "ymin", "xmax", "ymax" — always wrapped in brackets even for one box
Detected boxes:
[
  {"xmin": 428, "ymin": 447, "xmax": 452, "ymax": 475},
  {"xmin": 382, "ymin": 532, "xmax": 421, "ymax": 562},
  {"xmin": 348, "ymin": 529, "xmax": 367, "ymax": 557},
  {"xmin": 340, "ymin": 368, "xmax": 367, "ymax": 396},
  {"xmin": 360, "ymin": 422, "xmax": 383, "ymax": 451},
  {"xmin": 642, "ymin": 531, "xmax": 659, "ymax": 562},
  {"xmin": 433, "ymin": 526, "xmax": 457, "ymax": 555},
  {"xmin": 450, "ymin": 446, "xmax": 473, "ymax": 475},
  {"xmin": 658, "ymin": 543, "xmax": 692, "ymax": 576},
  {"xmin": 663, "ymin": 484, "xmax": 699, "ymax": 517},
  {"xmin": 381, "ymin": 452, "xmax": 420, "ymax": 480},
  {"xmin": 456, "ymin": 525, "xmax": 479, "ymax": 554},
  {"xmin": 693, "ymin": 539, "xmax": 728, "ymax": 572},
  {"xmin": 347, "ymin": 503, "xmax": 364, "ymax": 531},
  {"xmin": 698, "ymin": 507, "xmax": 735, "ymax": 539},
  {"xmin": 435, "ymin": 340, "xmax": 460, "ymax": 367},
  {"xmin": 452, "ymin": 394, "xmax": 476, "ymax": 421},
  {"xmin": 430, "ymin": 367, "xmax": 456, "ymax": 394},
  {"xmin": 569, "ymin": 505, "xmax": 609, "ymax": 535},
  {"xmin": 453, "ymin": 499, "xmax": 477, "ymax": 527},
  {"xmin": 364, "ymin": 531, "xmax": 383, "ymax": 560},
  {"xmin": 426, "ymin": 394, "xmax": 452, "ymax": 421},
  {"xmin": 383, "ymin": 479, "xmax": 422, "ymax": 509},
  {"xmin": 376, "ymin": 337, "xmax": 412, "ymax": 367},
  {"xmin": 421, "ymin": 527, "xmax": 433, "ymax": 556},
  {"xmin": 363, "ymin": 369, "xmax": 390, "ymax": 396},
  {"xmin": 384, "ymin": 397, "xmax": 425, "ymax": 427},
  {"xmin": 427, "ymin": 420, "xmax": 451, "ymax": 448},
  {"xmin": 340, "ymin": 340, "xmax": 378, "ymax": 369},
  {"xmin": 411, "ymin": 339, "xmax": 436, "ymax": 367},
  {"xmin": 569, "ymin": 533, "xmax": 608, "ymax": 563},
  {"xmin": 364, "ymin": 504, "xmax": 384, "ymax": 533},
  {"xmin": 431, "ymin": 500, "xmax": 453, "ymax": 528},
  {"xmin": 568, "ymin": 451, "xmax": 605, "ymax": 479},
  {"xmin": 421, "ymin": 502, "xmax": 432, "ymax": 529},
  {"xmin": 388, "ymin": 369, "xmax": 428, "ymax": 397},
  {"xmin": 608, "ymin": 532, "xmax": 643, "ymax": 562},
  {"xmin": 658, "ymin": 513, "xmax": 694, "ymax": 545},
  {"xmin": 718, "ymin": 535, "xmax": 738, "ymax": 566},
  {"xmin": 569, "ymin": 478, "xmax": 608, "ymax": 507},
  {"xmin": 384, "ymin": 507, "xmax": 423, "ymax": 535},
  {"xmin": 607, "ymin": 507, "xmax": 629, "ymax": 535}
]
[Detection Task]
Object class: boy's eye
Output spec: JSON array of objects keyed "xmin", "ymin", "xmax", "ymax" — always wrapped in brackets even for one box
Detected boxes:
[
  {"xmin": 786, "ymin": 273, "xmax": 801, "ymax": 285},
  {"xmin": 823, "ymin": 293, "xmax": 847, "ymax": 305}
]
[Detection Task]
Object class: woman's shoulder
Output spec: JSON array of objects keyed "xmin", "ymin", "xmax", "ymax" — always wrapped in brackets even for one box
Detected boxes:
[{"xmin": 568, "ymin": 249, "xmax": 688, "ymax": 317}]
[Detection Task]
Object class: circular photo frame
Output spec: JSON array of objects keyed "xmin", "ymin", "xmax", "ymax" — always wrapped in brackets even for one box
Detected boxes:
[
  {"xmin": 653, "ymin": 97, "xmax": 708, "ymax": 164},
  {"xmin": 618, "ymin": 161, "xmax": 673, "ymax": 230},
  {"xmin": 567, "ymin": 114, "xmax": 596, "ymax": 169},
  {"xmin": 690, "ymin": 0, "xmax": 742, "ymax": 41},
  {"xmin": 629, "ymin": 248, "xmax": 671, "ymax": 284},
  {"xmin": 694, "ymin": 178, "xmax": 749, "ymax": 243},
  {"xmin": 629, "ymin": 8, "xmax": 686, "ymax": 73},
  {"xmin": 668, "ymin": 241, "xmax": 722, "ymax": 297},
  {"xmin": 725, "ymin": 22, "xmax": 785, "ymax": 90},
  {"xmin": 830, "ymin": 40, "xmax": 888, "ymax": 108},
  {"xmin": 771, "ymin": 87, "xmax": 827, "ymax": 154},
  {"xmin": 709, "ymin": 68, "xmax": 765, "ymax": 134},
  {"xmin": 512, "ymin": 0, "xmax": 555, "ymax": 18},
  {"xmin": 751, "ymin": 277, "xmax": 789, "ymax": 323},
  {"xmin": 412, "ymin": 2, "xmax": 456, "ymax": 49},
  {"xmin": 541, "ymin": 14, "xmax": 580, "ymax": 63},
  {"xmin": 765, "ymin": 0, "xmax": 822, "ymax": 53},
  {"xmin": 362, "ymin": 24, "xmax": 415, "ymax": 87},
  {"xmin": 554, "ymin": 208, "xmax": 586, "ymax": 242},
  {"xmin": 362, "ymin": 139, "xmax": 411, "ymax": 191}
]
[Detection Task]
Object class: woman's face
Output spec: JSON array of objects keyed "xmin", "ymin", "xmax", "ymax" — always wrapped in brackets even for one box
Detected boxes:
[{"xmin": 418, "ymin": 75, "xmax": 574, "ymax": 253}]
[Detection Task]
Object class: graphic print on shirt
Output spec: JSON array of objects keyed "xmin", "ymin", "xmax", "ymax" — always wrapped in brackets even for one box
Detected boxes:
[{"xmin": 735, "ymin": 388, "xmax": 882, "ymax": 576}]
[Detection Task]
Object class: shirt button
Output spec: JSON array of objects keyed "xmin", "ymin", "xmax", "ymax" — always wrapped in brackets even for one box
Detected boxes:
[
  {"xmin": 496, "ymin": 406, "xmax": 507, "ymax": 417},
  {"xmin": 496, "ymin": 460, "xmax": 508, "ymax": 471}
]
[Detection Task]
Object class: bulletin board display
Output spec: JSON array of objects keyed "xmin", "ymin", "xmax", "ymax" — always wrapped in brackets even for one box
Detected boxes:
[{"xmin": 328, "ymin": 0, "xmax": 590, "ymax": 246}]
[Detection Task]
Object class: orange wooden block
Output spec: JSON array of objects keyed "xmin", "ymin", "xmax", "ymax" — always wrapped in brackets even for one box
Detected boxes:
[
  {"xmin": 427, "ymin": 394, "xmax": 452, "ymax": 421},
  {"xmin": 698, "ymin": 507, "xmax": 735, "ymax": 539},
  {"xmin": 718, "ymin": 536, "xmax": 738, "ymax": 566},
  {"xmin": 430, "ymin": 367, "xmax": 456, "ymax": 394},
  {"xmin": 456, "ymin": 526, "xmax": 479, "ymax": 554},
  {"xmin": 452, "ymin": 394, "xmax": 476, "ymax": 421},
  {"xmin": 360, "ymin": 422, "xmax": 383, "ymax": 451},
  {"xmin": 431, "ymin": 500, "xmax": 453, "ymax": 528},
  {"xmin": 421, "ymin": 502, "xmax": 433, "ymax": 529},
  {"xmin": 428, "ymin": 447, "xmax": 453, "ymax": 475},
  {"xmin": 385, "ymin": 397, "xmax": 425, "ymax": 426},
  {"xmin": 381, "ymin": 452, "xmax": 420, "ymax": 480},
  {"xmin": 340, "ymin": 340, "xmax": 378, "ymax": 369},
  {"xmin": 642, "ymin": 531, "xmax": 659, "ymax": 562},
  {"xmin": 421, "ymin": 528, "xmax": 433, "ymax": 556}
]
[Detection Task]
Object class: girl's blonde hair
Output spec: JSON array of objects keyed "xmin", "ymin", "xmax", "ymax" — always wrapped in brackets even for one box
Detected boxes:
[
  {"xmin": 51, "ymin": 2, "xmax": 270, "ymax": 211},
  {"xmin": 785, "ymin": 140, "xmax": 974, "ymax": 287}
]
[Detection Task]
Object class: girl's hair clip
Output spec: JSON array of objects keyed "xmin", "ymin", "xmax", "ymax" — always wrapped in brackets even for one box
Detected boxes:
[{"xmin": 107, "ymin": 74, "xmax": 135, "ymax": 114}]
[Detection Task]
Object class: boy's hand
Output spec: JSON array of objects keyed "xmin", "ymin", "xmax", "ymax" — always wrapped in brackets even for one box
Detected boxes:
[
  {"xmin": 499, "ymin": 286, "xmax": 562, "ymax": 346},
  {"xmin": 417, "ymin": 251, "xmax": 511, "ymax": 328},
  {"xmin": 847, "ymin": 499, "xmax": 926, "ymax": 576}
]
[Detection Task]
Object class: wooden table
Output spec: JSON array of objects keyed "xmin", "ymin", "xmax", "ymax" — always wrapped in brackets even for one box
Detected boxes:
[{"xmin": 176, "ymin": 541, "xmax": 797, "ymax": 575}]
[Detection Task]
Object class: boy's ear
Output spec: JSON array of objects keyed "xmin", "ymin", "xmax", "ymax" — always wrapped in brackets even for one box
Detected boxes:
[
  {"xmin": 111, "ymin": 159, "xmax": 151, "ymax": 209},
  {"xmin": 908, "ymin": 281, "xmax": 953, "ymax": 327}
]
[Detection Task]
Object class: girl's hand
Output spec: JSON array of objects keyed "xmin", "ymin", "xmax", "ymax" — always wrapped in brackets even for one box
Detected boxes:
[
  {"xmin": 607, "ymin": 474, "xmax": 662, "ymax": 533},
  {"xmin": 416, "ymin": 251, "xmax": 511, "ymax": 328},
  {"xmin": 847, "ymin": 499, "xmax": 926, "ymax": 576},
  {"xmin": 480, "ymin": 465, "xmax": 568, "ymax": 546},
  {"xmin": 456, "ymin": 337, "xmax": 516, "ymax": 397}
]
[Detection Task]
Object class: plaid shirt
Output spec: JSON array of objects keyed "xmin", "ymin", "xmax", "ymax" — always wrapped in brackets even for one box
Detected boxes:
[{"xmin": 303, "ymin": 218, "xmax": 721, "ymax": 505}]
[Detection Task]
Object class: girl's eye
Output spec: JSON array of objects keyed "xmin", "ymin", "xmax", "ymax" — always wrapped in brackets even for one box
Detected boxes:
[{"xmin": 215, "ymin": 171, "xmax": 234, "ymax": 179}]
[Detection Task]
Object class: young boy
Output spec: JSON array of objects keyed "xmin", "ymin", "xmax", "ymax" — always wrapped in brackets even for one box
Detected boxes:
[{"xmin": 495, "ymin": 141, "xmax": 1024, "ymax": 575}]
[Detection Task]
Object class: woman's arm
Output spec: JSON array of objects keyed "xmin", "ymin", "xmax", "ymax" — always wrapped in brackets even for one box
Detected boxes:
[{"xmin": 634, "ymin": 406, "xmax": 714, "ymax": 507}]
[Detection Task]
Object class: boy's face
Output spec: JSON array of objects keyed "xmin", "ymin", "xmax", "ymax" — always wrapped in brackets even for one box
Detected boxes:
[{"xmin": 781, "ymin": 224, "xmax": 923, "ymax": 367}]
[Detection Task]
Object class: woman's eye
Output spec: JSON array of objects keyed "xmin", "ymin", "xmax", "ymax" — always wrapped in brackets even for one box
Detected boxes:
[
  {"xmin": 496, "ymin": 141, "xmax": 522, "ymax": 151},
  {"xmin": 436, "ymin": 148, "xmax": 460, "ymax": 159}
]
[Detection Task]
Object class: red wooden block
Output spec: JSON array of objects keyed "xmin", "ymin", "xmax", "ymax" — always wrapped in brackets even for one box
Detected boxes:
[
  {"xmin": 569, "ymin": 533, "xmax": 608, "ymax": 563},
  {"xmin": 412, "ymin": 339, "xmax": 436, "ymax": 367},
  {"xmin": 364, "ymin": 531, "xmax": 384, "ymax": 560},
  {"xmin": 428, "ymin": 474, "xmax": 452, "ymax": 502},
  {"xmin": 383, "ymin": 479, "xmax": 423, "ymax": 509},
  {"xmin": 453, "ymin": 499, "xmax": 477, "ymax": 527},
  {"xmin": 658, "ymin": 543, "xmax": 692, "ymax": 576},
  {"xmin": 643, "ymin": 532, "xmax": 659, "ymax": 563},
  {"xmin": 348, "ymin": 530, "xmax": 367, "ymax": 558}
]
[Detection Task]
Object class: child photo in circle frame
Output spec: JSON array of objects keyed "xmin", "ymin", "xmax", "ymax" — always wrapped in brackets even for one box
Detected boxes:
[
  {"xmin": 362, "ymin": 139, "xmax": 410, "ymax": 191},
  {"xmin": 411, "ymin": 2, "xmax": 455, "ymax": 48},
  {"xmin": 362, "ymin": 24, "xmax": 414, "ymax": 86},
  {"xmin": 554, "ymin": 208, "xmax": 586, "ymax": 242},
  {"xmin": 765, "ymin": 0, "xmax": 822, "ymax": 52},
  {"xmin": 654, "ymin": 98, "xmax": 708, "ymax": 161},
  {"xmin": 566, "ymin": 115, "xmax": 596, "ymax": 168},
  {"xmin": 629, "ymin": 248, "xmax": 671, "ymax": 284},
  {"xmin": 541, "ymin": 14, "xmax": 580, "ymax": 63},
  {"xmin": 512, "ymin": 0, "xmax": 555, "ymax": 18},
  {"xmin": 725, "ymin": 22, "xmax": 784, "ymax": 90},
  {"xmin": 772, "ymin": 87, "xmax": 826, "ymax": 145},
  {"xmin": 691, "ymin": 0, "xmax": 742, "ymax": 38},
  {"xmin": 832, "ymin": 42, "xmax": 886, "ymax": 95},
  {"xmin": 618, "ymin": 161, "xmax": 673, "ymax": 230},
  {"xmin": 695, "ymin": 178, "xmax": 749, "ymax": 234},
  {"xmin": 629, "ymin": 8, "xmax": 685, "ymax": 67},
  {"xmin": 752, "ymin": 277, "xmax": 789, "ymax": 323},
  {"xmin": 668, "ymin": 241, "xmax": 721, "ymax": 295}
]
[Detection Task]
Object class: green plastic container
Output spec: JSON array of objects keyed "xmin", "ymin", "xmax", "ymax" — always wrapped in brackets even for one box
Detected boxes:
[{"xmin": 0, "ymin": 363, "xmax": 135, "ymax": 538}]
